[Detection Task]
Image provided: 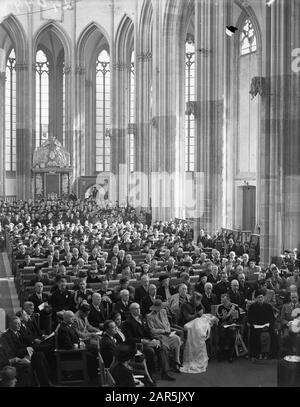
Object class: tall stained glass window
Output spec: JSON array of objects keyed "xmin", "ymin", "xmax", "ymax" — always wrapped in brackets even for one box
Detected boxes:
[
  {"xmin": 240, "ymin": 19, "xmax": 257, "ymax": 55},
  {"xmin": 5, "ymin": 49, "xmax": 16, "ymax": 171},
  {"xmin": 96, "ymin": 50, "xmax": 111, "ymax": 172},
  {"xmin": 129, "ymin": 51, "xmax": 135, "ymax": 173},
  {"xmin": 185, "ymin": 36, "xmax": 195, "ymax": 172},
  {"xmin": 35, "ymin": 50, "xmax": 49, "ymax": 148}
]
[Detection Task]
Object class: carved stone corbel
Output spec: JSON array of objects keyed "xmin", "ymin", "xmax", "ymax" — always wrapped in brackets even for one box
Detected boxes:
[
  {"xmin": 249, "ymin": 77, "xmax": 267, "ymax": 99},
  {"xmin": 127, "ymin": 123, "xmax": 137, "ymax": 134},
  {"xmin": 185, "ymin": 101, "xmax": 200, "ymax": 117}
]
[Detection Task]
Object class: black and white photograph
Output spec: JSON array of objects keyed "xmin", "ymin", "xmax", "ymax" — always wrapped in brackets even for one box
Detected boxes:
[{"xmin": 0, "ymin": 0, "xmax": 299, "ymax": 391}]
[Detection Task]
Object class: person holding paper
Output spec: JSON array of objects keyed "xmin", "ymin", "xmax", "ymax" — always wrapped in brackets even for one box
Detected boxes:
[
  {"xmin": 28, "ymin": 282, "xmax": 52, "ymax": 334},
  {"xmin": 247, "ymin": 289, "xmax": 275, "ymax": 360},
  {"xmin": 1, "ymin": 316, "xmax": 51, "ymax": 386},
  {"xmin": 216, "ymin": 293, "xmax": 240, "ymax": 362}
]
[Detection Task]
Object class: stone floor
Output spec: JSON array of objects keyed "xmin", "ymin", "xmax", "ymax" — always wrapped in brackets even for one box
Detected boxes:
[{"xmin": 158, "ymin": 358, "xmax": 277, "ymax": 387}]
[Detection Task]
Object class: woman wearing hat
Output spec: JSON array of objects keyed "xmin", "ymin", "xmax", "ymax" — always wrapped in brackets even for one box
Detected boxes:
[
  {"xmin": 110, "ymin": 343, "xmax": 143, "ymax": 387},
  {"xmin": 73, "ymin": 302, "xmax": 101, "ymax": 347},
  {"xmin": 157, "ymin": 274, "xmax": 177, "ymax": 301},
  {"xmin": 147, "ymin": 299, "xmax": 182, "ymax": 372}
]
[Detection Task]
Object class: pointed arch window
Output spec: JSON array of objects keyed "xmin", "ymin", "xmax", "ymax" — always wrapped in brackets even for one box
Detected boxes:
[
  {"xmin": 35, "ymin": 50, "xmax": 49, "ymax": 148},
  {"xmin": 185, "ymin": 36, "xmax": 195, "ymax": 172},
  {"xmin": 62, "ymin": 62, "xmax": 66, "ymax": 147},
  {"xmin": 129, "ymin": 50, "xmax": 135, "ymax": 173},
  {"xmin": 240, "ymin": 19, "xmax": 257, "ymax": 55},
  {"xmin": 96, "ymin": 49, "xmax": 111, "ymax": 172},
  {"xmin": 5, "ymin": 49, "xmax": 16, "ymax": 172}
]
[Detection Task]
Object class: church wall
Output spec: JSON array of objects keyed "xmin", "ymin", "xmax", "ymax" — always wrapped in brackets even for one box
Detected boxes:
[
  {"xmin": 0, "ymin": 0, "xmax": 299, "ymax": 265},
  {"xmin": 5, "ymin": 177, "xmax": 16, "ymax": 196}
]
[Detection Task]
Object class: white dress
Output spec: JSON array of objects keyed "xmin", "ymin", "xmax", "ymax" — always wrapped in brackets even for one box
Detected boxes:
[{"xmin": 180, "ymin": 314, "xmax": 218, "ymax": 374}]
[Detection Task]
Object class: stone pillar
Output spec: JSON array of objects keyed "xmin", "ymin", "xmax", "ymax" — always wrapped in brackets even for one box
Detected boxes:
[
  {"xmin": 15, "ymin": 62, "xmax": 31, "ymax": 200},
  {"xmin": 260, "ymin": 0, "xmax": 300, "ymax": 264},
  {"xmin": 0, "ymin": 73, "xmax": 5, "ymax": 197},
  {"xmin": 136, "ymin": 50, "xmax": 152, "ymax": 209},
  {"xmin": 112, "ymin": 62, "xmax": 129, "ymax": 205},
  {"xmin": 64, "ymin": 65, "xmax": 72, "ymax": 151},
  {"xmin": 150, "ymin": 0, "xmax": 185, "ymax": 222},
  {"xmin": 195, "ymin": 0, "xmax": 226, "ymax": 234},
  {"xmin": 73, "ymin": 65, "xmax": 86, "ymax": 178}
]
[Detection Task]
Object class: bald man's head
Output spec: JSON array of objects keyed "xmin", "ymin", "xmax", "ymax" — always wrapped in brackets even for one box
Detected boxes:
[
  {"xmin": 63, "ymin": 311, "xmax": 75, "ymax": 324},
  {"xmin": 129, "ymin": 302, "xmax": 140, "ymax": 317}
]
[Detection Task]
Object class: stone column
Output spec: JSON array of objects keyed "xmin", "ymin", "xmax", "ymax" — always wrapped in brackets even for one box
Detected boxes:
[
  {"xmin": 63, "ymin": 65, "xmax": 72, "ymax": 151},
  {"xmin": 112, "ymin": 62, "xmax": 129, "ymax": 205},
  {"xmin": 0, "ymin": 72, "xmax": 5, "ymax": 197},
  {"xmin": 260, "ymin": 0, "xmax": 300, "ymax": 264},
  {"xmin": 150, "ymin": 0, "xmax": 186, "ymax": 222},
  {"xmin": 135, "ymin": 50, "xmax": 152, "ymax": 209},
  {"xmin": 195, "ymin": 0, "xmax": 227, "ymax": 234},
  {"xmin": 15, "ymin": 62, "xmax": 31, "ymax": 200},
  {"xmin": 74, "ymin": 65, "xmax": 86, "ymax": 178}
]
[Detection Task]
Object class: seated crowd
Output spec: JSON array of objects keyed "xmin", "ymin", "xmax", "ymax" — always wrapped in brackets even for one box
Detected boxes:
[{"xmin": 0, "ymin": 198, "xmax": 299, "ymax": 386}]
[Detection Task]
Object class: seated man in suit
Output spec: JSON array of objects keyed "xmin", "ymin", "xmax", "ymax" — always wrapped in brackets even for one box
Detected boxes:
[
  {"xmin": 113, "ymin": 289, "xmax": 133, "ymax": 321},
  {"xmin": 56, "ymin": 311, "xmax": 98, "ymax": 382},
  {"xmin": 238, "ymin": 273, "xmax": 253, "ymax": 302},
  {"xmin": 1, "ymin": 316, "xmax": 51, "ymax": 386},
  {"xmin": 23, "ymin": 301, "xmax": 43, "ymax": 339},
  {"xmin": 201, "ymin": 282, "xmax": 218, "ymax": 314},
  {"xmin": 141, "ymin": 284, "xmax": 159, "ymax": 317},
  {"xmin": 213, "ymin": 271, "xmax": 231, "ymax": 302},
  {"xmin": 29, "ymin": 267, "xmax": 51, "ymax": 287},
  {"xmin": 228, "ymin": 280, "xmax": 246, "ymax": 310},
  {"xmin": 100, "ymin": 320, "xmax": 118, "ymax": 368},
  {"xmin": 123, "ymin": 303, "xmax": 175, "ymax": 381},
  {"xmin": 49, "ymin": 276, "xmax": 75, "ymax": 327},
  {"xmin": 112, "ymin": 277, "xmax": 135, "ymax": 303},
  {"xmin": 28, "ymin": 282, "xmax": 52, "ymax": 334},
  {"xmin": 168, "ymin": 284, "xmax": 190, "ymax": 325},
  {"xmin": 0, "ymin": 343, "xmax": 33, "ymax": 387},
  {"xmin": 96, "ymin": 277, "xmax": 114, "ymax": 319},
  {"xmin": 73, "ymin": 277, "xmax": 93, "ymax": 309},
  {"xmin": 134, "ymin": 275, "xmax": 150, "ymax": 303},
  {"xmin": 87, "ymin": 292, "xmax": 106, "ymax": 330}
]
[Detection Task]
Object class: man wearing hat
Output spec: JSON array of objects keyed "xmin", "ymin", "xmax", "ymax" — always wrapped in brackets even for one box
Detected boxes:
[
  {"xmin": 147, "ymin": 299, "xmax": 182, "ymax": 373},
  {"xmin": 157, "ymin": 275, "xmax": 177, "ymax": 301},
  {"xmin": 195, "ymin": 271, "xmax": 208, "ymax": 294}
]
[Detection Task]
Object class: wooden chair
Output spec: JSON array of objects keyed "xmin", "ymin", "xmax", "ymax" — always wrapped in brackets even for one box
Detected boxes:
[
  {"xmin": 98, "ymin": 352, "xmax": 116, "ymax": 386},
  {"xmin": 54, "ymin": 324, "xmax": 89, "ymax": 385}
]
